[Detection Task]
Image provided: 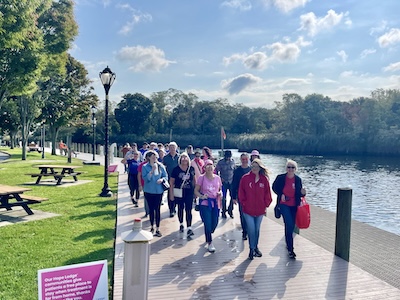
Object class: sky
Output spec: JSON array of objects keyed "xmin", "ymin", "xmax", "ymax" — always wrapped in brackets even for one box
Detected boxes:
[{"xmin": 71, "ymin": 0, "xmax": 400, "ymax": 108}]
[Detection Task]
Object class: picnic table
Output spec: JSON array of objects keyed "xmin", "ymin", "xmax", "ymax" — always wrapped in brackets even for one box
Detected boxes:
[
  {"xmin": 27, "ymin": 165, "xmax": 83, "ymax": 185},
  {"xmin": 0, "ymin": 184, "xmax": 47, "ymax": 215}
]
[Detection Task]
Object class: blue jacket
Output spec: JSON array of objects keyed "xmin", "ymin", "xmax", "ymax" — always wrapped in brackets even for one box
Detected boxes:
[{"xmin": 142, "ymin": 162, "xmax": 168, "ymax": 194}]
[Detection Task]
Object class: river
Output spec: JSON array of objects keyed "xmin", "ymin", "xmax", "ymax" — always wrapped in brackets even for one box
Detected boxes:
[{"xmin": 213, "ymin": 149, "xmax": 400, "ymax": 236}]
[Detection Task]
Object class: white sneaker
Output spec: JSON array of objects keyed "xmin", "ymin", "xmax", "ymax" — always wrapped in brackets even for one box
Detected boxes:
[{"xmin": 208, "ymin": 242, "xmax": 216, "ymax": 253}]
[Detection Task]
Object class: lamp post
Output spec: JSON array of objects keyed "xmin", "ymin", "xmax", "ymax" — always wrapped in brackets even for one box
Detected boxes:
[
  {"xmin": 91, "ymin": 105, "xmax": 97, "ymax": 161},
  {"xmin": 99, "ymin": 66, "xmax": 116, "ymax": 197}
]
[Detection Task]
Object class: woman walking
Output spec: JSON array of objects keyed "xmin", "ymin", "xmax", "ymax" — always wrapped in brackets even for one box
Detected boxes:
[
  {"xmin": 142, "ymin": 150, "xmax": 168, "ymax": 237},
  {"xmin": 170, "ymin": 153, "xmax": 196, "ymax": 237},
  {"xmin": 272, "ymin": 159, "xmax": 306, "ymax": 259},
  {"xmin": 238, "ymin": 158, "xmax": 272, "ymax": 260},
  {"xmin": 194, "ymin": 160, "xmax": 222, "ymax": 253},
  {"xmin": 126, "ymin": 151, "xmax": 141, "ymax": 207}
]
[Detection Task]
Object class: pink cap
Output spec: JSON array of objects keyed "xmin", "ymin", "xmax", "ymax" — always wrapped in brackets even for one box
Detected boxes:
[
  {"xmin": 251, "ymin": 150, "xmax": 260, "ymax": 156},
  {"xmin": 204, "ymin": 159, "xmax": 214, "ymax": 166}
]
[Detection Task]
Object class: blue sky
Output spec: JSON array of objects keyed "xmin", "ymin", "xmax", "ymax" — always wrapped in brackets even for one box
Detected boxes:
[{"xmin": 71, "ymin": 0, "xmax": 400, "ymax": 108}]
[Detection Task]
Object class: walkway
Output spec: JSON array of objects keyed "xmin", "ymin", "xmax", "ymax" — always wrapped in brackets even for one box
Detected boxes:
[{"xmin": 73, "ymin": 151, "xmax": 400, "ymax": 299}]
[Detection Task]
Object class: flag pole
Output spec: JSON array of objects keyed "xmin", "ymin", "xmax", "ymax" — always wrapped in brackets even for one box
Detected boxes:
[{"xmin": 221, "ymin": 126, "xmax": 224, "ymax": 152}]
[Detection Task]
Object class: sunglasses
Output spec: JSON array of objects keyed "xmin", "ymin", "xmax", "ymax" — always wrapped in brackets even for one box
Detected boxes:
[{"xmin": 287, "ymin": 166, "xmax": 295, "ymax": 169}]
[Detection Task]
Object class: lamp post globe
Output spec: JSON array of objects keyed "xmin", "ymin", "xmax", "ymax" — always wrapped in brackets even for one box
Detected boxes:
[
  {"xmin": 99, "ymin": 66, "xmax": 116, "ymax": 197},
  {"xmin": 91, "ymin": 105, "xmax": 97, "ymax": 162}
]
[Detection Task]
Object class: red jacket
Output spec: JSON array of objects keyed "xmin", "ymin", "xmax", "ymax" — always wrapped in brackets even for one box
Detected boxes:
[{"xmin": 238, "ymin": 172, "xmax": 272, "ymax": 216}]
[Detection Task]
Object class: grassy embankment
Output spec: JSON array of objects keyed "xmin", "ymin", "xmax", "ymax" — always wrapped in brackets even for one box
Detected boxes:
[{"xmin": 0, "ymin": 148, "xmax": 117, "ymax": 300}]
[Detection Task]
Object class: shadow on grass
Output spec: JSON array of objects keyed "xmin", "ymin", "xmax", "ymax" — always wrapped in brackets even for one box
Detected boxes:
[
  {"xmin": 73, "ymin": 228, "xmax": 115, "ymax": 244},
  {"xmin": 70, "ymin": 210, "xmax": 116, "ymax": 221},
  {"xmin": 76, "ymin": 199, "xmax": 116, "ymax": 209}
]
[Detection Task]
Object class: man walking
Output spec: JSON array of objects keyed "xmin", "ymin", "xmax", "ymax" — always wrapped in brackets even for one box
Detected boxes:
[
  {"xmin": 163, "ymin": 141, "xmax": 180, "ymax": 217},
  {"xmin": 216, "ymin": 150, "xmax": 236, "ymax": 218},
  {"xmin": 231, "ymin": 153, "xmax": 251, "ymax": 240}
]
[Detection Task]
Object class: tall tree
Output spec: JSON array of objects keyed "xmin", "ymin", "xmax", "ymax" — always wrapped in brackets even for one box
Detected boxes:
[
  {"xmin": 114, "ymin": 93, "xmax": 153, "ymax": 135},
  {"xmin": 0, "ymin": 0, "xmax": 51, "ymax": 107}
]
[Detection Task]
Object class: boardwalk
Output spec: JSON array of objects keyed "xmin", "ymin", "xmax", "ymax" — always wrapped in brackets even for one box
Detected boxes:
[{"xmin": 113, "ymin": 170, "xmax": 400, "ymax": 300}]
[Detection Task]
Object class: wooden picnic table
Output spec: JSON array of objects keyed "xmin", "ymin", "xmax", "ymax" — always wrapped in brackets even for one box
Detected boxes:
[
  {"xmin": 0, "ymin": 184, "xmax": 47, "ymax": 215},
  {"xmin": 28, "ymin": 165, "xmax": 83, "ymax": 185}
]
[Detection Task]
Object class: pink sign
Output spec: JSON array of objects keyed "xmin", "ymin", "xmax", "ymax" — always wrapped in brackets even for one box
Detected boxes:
[{"xmin": 38, "ymin": 260, "xmax": 108, "ymax": 300}]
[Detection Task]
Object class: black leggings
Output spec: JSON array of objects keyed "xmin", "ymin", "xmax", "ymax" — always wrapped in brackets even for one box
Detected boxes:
[
  {"xmin": 144, "ymin": 192, "xmax": 163, "ymax": 227},
  {"xmin": 128, "ymin": 174, "xmax": 140, "ymax": 200},
  {"xmin": 176, "ymin": 192, "xmax": 194, "ymax": 226}
]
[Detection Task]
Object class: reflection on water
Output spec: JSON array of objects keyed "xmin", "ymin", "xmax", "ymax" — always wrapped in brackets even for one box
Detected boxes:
[{"xmin": 214, "ymin": 150, "xmax": 400, "ymax": 236}]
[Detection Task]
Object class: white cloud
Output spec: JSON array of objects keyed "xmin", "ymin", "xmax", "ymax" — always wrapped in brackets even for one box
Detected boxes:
[
  {"xmin": 223, "ymin": 37, "xmax": 310, "ymax": 69},
  {"xmin": 184, "ymin": 73, "xmax": 196, "ymax": 77},
  {"xmin": 378, "ymin": 28, "xmax": 400, "ymax": 48},
  {"xmin": 336, "ymin": 50, "xmax": 348, "ymax": 62},
  {"xmin": 116, "ymin": 45, "xmax": 175, "ymax": 72},
  {"xmin": 243, "ymin": 52, "xmax": 269, "ymax": 69},
  {"xmin": 360, "ymin": 48, "xmax": 376, "ymax": 59},
  {"xmin": 279, "ymin": 78, "xmax": 311, "ymax": 87},
  {"xmin": 221, "ymin": 0, "xmax": 252, "ymax": 11},
  {"xmin": 383, "ymin": 62, "xmax": 400, "ymax": 72},
  {"xmin": 370, "ymin": 21, "xmax": 388, "ymax": 36},
  {"xmin": 222, "ymin": 53, "xmax": 247, "ymax": 66},
  {"xmin": 117, "ymin": 4, "xmax": 152, "ymax": 35},
  {"xmin": 221, "ymin": 73, "xmax": 262, "ymax": 95},
  {"xmin": 299, "ymin": 9, "xmax": 350, "ymax": 37},
  {"xmin": 261, "ymin": 0, "xmax": 310, "ymax": 13},
  {"xmin": 340, "ymin": 70, "xmax": 355, "ymax": 78}
]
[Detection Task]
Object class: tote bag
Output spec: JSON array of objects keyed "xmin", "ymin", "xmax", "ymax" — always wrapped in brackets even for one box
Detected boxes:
[{"xmin": 295, "ymin": 197, "xmax": 311, "ymax": 229}]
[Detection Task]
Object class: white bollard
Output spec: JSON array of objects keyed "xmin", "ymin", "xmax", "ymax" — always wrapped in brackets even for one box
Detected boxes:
[{"xmin": 121, "ymin": 218, "xmax": 153, "ymax": 300}]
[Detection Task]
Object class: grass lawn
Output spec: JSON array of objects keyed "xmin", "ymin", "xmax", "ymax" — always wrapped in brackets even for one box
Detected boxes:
[{"xmin": 0, "ymin": 147, "xmax": 118, "ymax": 300}]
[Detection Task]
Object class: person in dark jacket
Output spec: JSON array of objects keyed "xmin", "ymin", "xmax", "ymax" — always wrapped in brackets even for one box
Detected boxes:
[
  {"xmin": 126, "ymin": 151, "xmax": 140, "ymax": 207},
  {"xmin": 272, "ymin": 159, "xmax": 306, "ymax": 259},
  {"xmin": 238, "ymin": 158, "xmax": 273, "ymax": 260},
  {"xmin": 231, "ymin": 153, "xmax": 251, "ymax": 240}
]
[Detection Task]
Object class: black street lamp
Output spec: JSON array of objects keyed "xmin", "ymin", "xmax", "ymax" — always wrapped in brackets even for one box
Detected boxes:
[
  {"xmin": 91, "ymin": 105, "xmax": 97, "ymax": 161},
  {"xmin": 99, "ymin": 66, "xmax": 116, "ymax": 197}
]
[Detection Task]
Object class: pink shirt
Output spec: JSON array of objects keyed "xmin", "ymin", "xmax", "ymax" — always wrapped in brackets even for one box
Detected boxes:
[{"xmin": 197, "ymin": 174, "xmax": 222, "ymax": 208}]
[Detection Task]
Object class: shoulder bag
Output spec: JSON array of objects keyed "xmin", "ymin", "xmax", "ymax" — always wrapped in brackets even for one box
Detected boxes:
[{"xmin": 173, "ymin": 167, "xmax": 190, "ymax": 198}]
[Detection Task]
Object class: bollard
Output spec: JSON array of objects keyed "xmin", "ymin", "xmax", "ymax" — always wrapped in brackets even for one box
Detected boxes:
[
  {"xmin": 121, "ymin": 218, "xmax": 153, "ymax": 300},
  {"xmin": 335, "ymin": 187, "xmax": 352, "ymax": 261}
]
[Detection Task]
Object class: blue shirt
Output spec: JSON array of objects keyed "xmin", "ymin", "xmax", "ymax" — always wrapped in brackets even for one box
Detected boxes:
[{"xmin": 142, "ymin": 163, "xmax": 168, "ymax": 194}]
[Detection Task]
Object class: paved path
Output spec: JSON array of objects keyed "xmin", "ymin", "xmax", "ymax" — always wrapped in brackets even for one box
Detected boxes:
[{"xmin": 72, "ymin": 151, "xmax": 400, "ymax": 299}]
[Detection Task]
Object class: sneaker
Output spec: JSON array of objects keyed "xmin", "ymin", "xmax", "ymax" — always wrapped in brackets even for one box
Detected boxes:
[
  {"xmin": 142, "ymin": 214, "xmax": 148, "ymax": 219},
  {"xmin": 134, "ymin": 203, "xmax": 139, "ymax": 208},
  {"xmin": 248, "ymin": 249, "xmax": 254, "ymax": 260},
  {"xmin": 288, "ymin": 251, "xmax": 296, "ymax": 259},
  {"xmin": 254, "ymin": 248, "xmax": 262, "ymax": 257},
  {"xmin": 154, "ymin": 230, "xmax": 162, "ymax": 237},
  {"xmin": 150, "ymin": 227, "xmax": 154, "ymax": 234},
  {"xmin": 179, "ymin": 225, "xmax": 184, "ymax": 232},
  {"xmin": 221, "ymin": 213, "xmax": 227, "ymax": 219},
  {"xmin": 187, "ymin": 229, "xmax": 194, "ymax": 237},
  {"xmin": 228, "ymin": 210, "xmax": 234, "ymax": 219},
  {"xmin": 132, "ymin": 199, "xmax": 138, "ymax": 205},
  {"xmin": 208, "ymin": 242, "xmax": 216, "ymax": 253},
  {"xmin": 242, "ymin": 233, "xmax": 248, "ymax": 240}
]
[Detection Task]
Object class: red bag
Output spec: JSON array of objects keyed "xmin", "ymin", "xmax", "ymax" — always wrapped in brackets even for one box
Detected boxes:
[{"xmin": 296, "ymin": 197, "xmax": 310, "ymax": 229}]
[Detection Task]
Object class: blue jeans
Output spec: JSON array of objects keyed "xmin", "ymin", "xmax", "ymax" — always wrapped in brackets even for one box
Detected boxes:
[
  {"xmin": 242, "ymin": 213, "xmax": 263, "ymax": 250},
  {"xmin": 280, "ymin": 204, "xmax": 297, "ymax": 252},
  {"xmin": 199, "ymin": 204, "xmax": 219, "ymax": 243}
]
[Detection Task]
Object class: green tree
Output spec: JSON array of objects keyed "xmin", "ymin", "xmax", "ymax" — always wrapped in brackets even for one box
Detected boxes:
[
  {"xmin": 0, "ymin": 0, "xmax": 51, "ymax": 107},
  {"xmin": 114, "ymin": 93, "xmax": 153, "ymax": 135},
  {"xmin": 0, "ymin": 97, "xmax": 20, "ymax": 148}
]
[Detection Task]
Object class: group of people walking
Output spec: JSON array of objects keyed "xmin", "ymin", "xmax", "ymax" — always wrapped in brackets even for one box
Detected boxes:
[{"xmin": 123, "ymin": 142, "xmax": 306, "ymax": 260}]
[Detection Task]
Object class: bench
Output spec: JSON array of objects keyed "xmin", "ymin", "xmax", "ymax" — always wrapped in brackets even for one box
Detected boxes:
[
  {"xmin": 18, "ymin": 195, "xmax": 48, "ymax": 203},
  {"xmin": 26, "ymin": 173, "xmax": 59, "ymax": 177}
]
